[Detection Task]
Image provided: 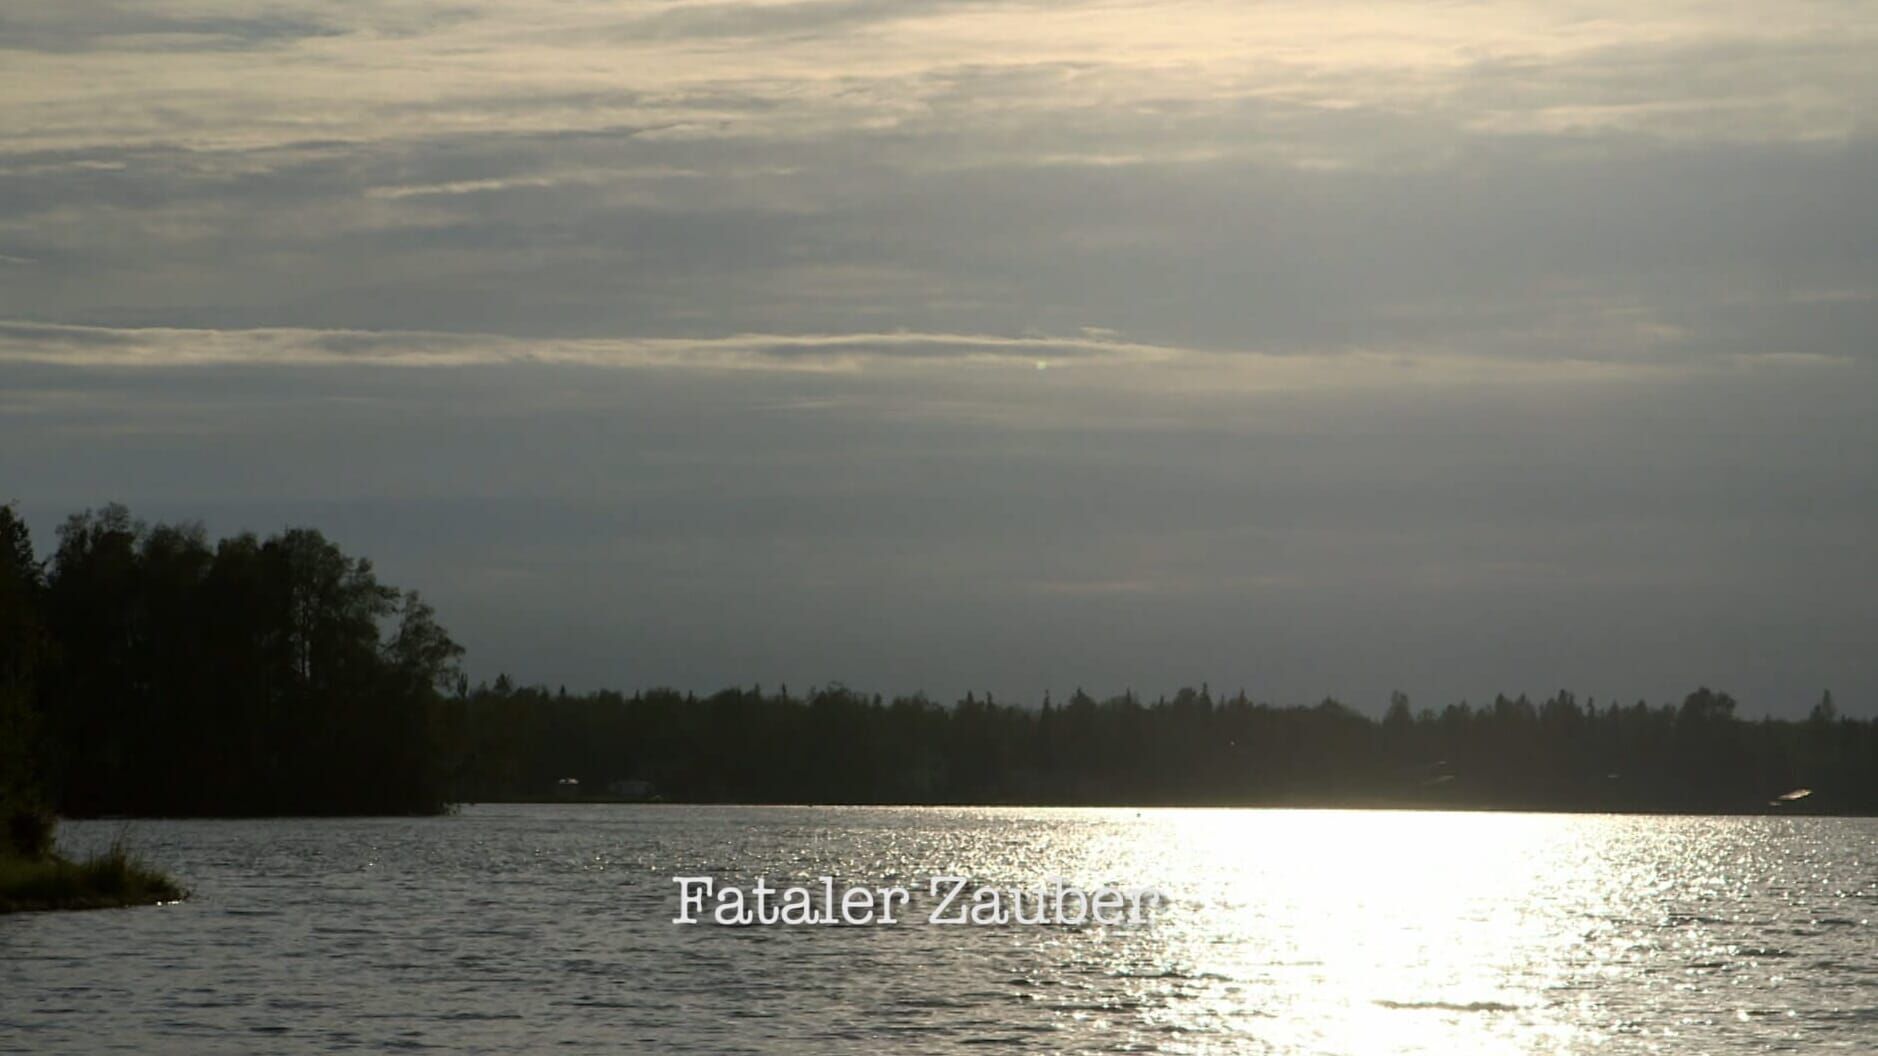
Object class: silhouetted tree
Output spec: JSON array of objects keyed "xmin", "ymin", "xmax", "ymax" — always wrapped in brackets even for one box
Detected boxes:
[{"xmin": 24, "ymin": 507, "xmax": 458, "ymax": 815}]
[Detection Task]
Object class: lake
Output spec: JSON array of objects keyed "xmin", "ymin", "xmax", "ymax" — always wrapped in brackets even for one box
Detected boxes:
[{"xmin": 5, "ymin": 806, "xmax": 1877, "ymax": 1053}]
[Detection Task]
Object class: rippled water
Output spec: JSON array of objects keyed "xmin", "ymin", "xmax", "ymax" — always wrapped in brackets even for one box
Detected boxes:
[{"xmin": 5, "ymin": 807, "xmax": 1877, "ymax": 1054}]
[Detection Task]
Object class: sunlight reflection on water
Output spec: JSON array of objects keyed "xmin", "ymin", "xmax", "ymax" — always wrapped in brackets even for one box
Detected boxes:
[{"xmin": 6, "ymin": 807, "xmax": 1876, "ymax": 1054}]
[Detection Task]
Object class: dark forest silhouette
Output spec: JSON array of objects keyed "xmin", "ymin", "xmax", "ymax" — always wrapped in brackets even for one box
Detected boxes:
[
  {"xmin": 445, "ymin": 682, "xmax": 1869, "ymax": 813},
  {"xmin": 2, "ymin": 503, "xmax": 1874, "ymax": 819},
  {"xmin": 2, "ymin": 504, "xmax": 460, "ymax": 820}
]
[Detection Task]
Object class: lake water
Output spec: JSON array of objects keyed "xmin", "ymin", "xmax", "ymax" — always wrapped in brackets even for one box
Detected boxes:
[{"xmin": 5, "ymin": 806, "xmax": 1877, "ymax": 1054}]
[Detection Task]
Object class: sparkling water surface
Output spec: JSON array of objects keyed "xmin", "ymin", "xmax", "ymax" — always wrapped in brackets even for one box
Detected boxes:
[{"xmin": 5, "ymin": 806, "xmax": 1877, "ymax": 1054}]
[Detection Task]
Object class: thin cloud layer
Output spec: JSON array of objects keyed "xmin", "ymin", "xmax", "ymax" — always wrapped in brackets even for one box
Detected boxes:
[{"xmin": 0, "ymin": 320, "xmax": 1183, "ymax": 370}]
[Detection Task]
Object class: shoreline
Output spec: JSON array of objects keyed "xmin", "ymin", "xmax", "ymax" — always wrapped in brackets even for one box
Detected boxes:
[
  {"xmin": 0, "ymin": 845, "xmax": 186, "ymax": 915},
  {"xmin": 53, "ymin": 799, "xmax": 1877, "ymax": 819}
]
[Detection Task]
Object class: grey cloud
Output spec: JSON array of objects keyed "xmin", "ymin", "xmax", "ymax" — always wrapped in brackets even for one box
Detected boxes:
[
  {"xmin": 0, "ymin": 320, "xmax": 1176, "ymax": 367},
  {"xmin": 7, "ymin": 125, "xmax": 1872, "ymax": 360},
  {"xmin": 0, "ymin": 3, "xmax": 341, "ymax": 52},
  {"xmin": 613, "ymin": 0, "xmax": 1008, "ymax": 41},
  {"xmin": 0, "ymin": 320, "xmax": 145, "ymax": 347},
  {"xmin": 3, "ymin": 0, "xmax": 1875, "ymax": 715}
]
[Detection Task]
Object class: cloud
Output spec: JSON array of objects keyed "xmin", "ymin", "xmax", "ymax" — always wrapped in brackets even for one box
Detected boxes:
[
  {"xmin": 2, "ymin": 0, "xmax": 1875, "ymax": 712},
  {"xmin": 0, "ymin": 320, "xmax": 1188, "ymax": 370},
  {"xmin": 0, "ymin": 3, "xmax": 341, "ymax": 54},
  {"xmin": 612, "ymin": 0, "xmax": 1005, "ymax": 42},
  {"xmin": 3, "ymin": 4, "xmax": 1873, "ymax": 353},
  {"xmin": 9, "ymin": 318, "xmax": 1856, "ymax": 409}
]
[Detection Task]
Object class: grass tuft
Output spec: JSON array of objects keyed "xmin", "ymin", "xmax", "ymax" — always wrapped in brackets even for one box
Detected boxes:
[{"xmin": 0, "ymin": 836, "xmax": 186, "ymax": 913}]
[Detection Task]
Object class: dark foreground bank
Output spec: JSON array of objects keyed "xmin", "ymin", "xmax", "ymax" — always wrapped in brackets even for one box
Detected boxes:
[
  {"xmin": 0, "ymin": 810, "xmax": 183, "ymax": 913},
  {"xmin": 0, "ymin": 845, "xmax": 184, "ymax": 914}
]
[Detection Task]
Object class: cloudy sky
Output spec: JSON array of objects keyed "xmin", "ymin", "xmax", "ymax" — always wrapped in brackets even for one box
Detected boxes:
[{"xmin": 2, "ymin": 0, "xmax": 1874, "ymax": 714}]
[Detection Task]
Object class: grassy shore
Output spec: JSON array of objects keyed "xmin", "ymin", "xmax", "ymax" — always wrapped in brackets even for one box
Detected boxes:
[{"xmin": 0, "ymin": 827, "xmax": 185, "ymax": 914}]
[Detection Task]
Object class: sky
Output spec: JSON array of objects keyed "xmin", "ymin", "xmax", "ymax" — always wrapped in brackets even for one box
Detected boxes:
[{"xmin": 1, "ymin": 0, "xmax": 1874, "ymax": 715}]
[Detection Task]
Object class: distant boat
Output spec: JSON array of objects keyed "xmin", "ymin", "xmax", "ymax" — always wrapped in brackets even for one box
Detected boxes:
[{"xmin": 1769, "ymin": 787, "xmax": 1812, "ymax": 806}]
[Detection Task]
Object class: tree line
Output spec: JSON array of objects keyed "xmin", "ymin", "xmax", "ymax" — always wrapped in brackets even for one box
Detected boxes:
[
  {"xmin": 1, "ymin": 504, "xmax": 461, "ymax": 819},
  {"xmin": 444, "ymin": 681, "xmax": 1872, "ymax": 813},
  {"xmin": 3, "ymin": 503, "xmax": 1875, "ymax": 818}
]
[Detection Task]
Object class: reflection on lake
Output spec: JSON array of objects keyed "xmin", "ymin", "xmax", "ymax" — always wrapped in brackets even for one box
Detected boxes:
[{"xmin": 6, "ymin": 807, "xmax": 1877, "ymax": 1053}]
